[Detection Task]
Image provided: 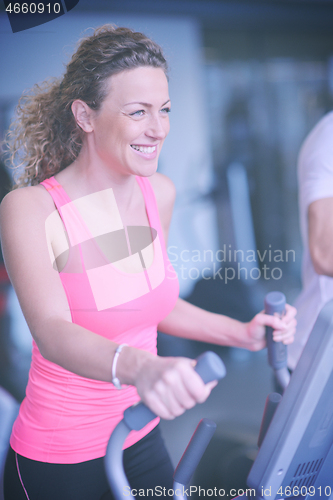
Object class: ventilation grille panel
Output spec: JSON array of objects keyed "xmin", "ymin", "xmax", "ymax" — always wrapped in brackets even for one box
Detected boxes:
[{"xmin": 289, "ymin": 458, "xmax": 323, "ymax": 489}]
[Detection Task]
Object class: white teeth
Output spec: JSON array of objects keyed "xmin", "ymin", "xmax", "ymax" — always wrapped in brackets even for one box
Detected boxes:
[{"xmin": 131, "ymin": 145, "xmax": 156, "ymax": 154}]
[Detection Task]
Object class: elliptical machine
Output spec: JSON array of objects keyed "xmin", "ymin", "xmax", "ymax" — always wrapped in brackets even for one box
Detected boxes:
[{"xmin": 105, "ymin": 292, "xmax": 297, "ymax": 500}]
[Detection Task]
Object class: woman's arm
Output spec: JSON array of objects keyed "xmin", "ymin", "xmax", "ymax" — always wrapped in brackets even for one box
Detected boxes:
[
  {"xmin": 158, "ymin": 298, "xmax": 296, "ymax": 352},
  {"xmin": 152, "ymin": 173, "xmax": 297, "ymax": 351},
  {"xmin": 308, "ymin": 197, "xmax": 333, "ymax": 277},
  {"xmin": 0, "ymin": 186, "xmax": 213, "ymax": 419}
]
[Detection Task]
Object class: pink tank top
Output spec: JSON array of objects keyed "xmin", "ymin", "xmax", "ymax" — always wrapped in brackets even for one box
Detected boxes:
[{"xmin": 10, "ymin": 175, "xmax": 179, "ymax": 464}]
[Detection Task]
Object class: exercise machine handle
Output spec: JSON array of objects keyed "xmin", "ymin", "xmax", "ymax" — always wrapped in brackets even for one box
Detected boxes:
[
  {"xmin": 265, "ymin": 292, "xmax": 287, "ymax": 370},
  {"xmin": 257, "ymin": 392, "xmax": 282, "ymax": 448},
  {"xmin": 173, "ymin": 418, "xmax": 217, "ymax": 486},
  {"xmin": 264, "ymin": 292, "xmax": 290, "ymax": 391},
  {"xmin": 105, "ymin": 351, "xmax": 226, "ymax": 500},
  {"xmin": 123, "ymin": 351, "xmax": 226, "ymax": 431}
]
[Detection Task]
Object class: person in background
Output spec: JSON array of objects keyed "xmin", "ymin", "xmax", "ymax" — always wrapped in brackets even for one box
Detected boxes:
[
  {"xmin": 289, "ymin": 111, "xmax": 333, "ymax": 370},
  {"xmin": 0, "ymin": 25, "xmax": 296, "ymax": 500}
]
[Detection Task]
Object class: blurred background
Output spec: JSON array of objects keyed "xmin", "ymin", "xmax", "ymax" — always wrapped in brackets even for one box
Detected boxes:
[{"xmin": 1, "ymin": 0, "xmax": 333, "ymax": 497}]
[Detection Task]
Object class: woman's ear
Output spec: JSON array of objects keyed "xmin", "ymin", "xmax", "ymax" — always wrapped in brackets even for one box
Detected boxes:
[{"xmin": 71, "ymin": 100, "xmax": 94, "ymax": 133}]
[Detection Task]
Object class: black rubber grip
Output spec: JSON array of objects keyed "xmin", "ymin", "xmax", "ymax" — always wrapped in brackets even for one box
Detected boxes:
[
  {"xmin": 173, "ymin": 418, "xmax": 217, "ymax": 485},
  {"xmin": 194, "ymin": 351, "xmax": 226, "ymax": 384},
  {"xmin": 123, "ymin": 351, "xmax": 226, "ymax": 431},
  {"xmin": 265, "ymin": 292, "xmax": 287, "ymax": 371}
]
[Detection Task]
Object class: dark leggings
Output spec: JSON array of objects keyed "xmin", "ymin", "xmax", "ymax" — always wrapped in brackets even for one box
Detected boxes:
[{"xmin": 3, "ymin": 425, "xmax": 174, "ymax": 500}]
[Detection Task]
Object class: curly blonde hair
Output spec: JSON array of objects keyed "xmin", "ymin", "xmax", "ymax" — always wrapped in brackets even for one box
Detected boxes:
[{"xmin": 4, "ymin": 25, "xmax": 168, "ymax": 189}]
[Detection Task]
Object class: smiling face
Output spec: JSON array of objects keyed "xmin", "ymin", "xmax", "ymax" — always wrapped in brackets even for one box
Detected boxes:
[{"xmin": 88, "ymin": 66, "xmax": 170, "ymax": 178}]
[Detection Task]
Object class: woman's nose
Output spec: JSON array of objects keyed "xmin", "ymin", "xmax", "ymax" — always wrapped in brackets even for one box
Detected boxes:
[{"xmin": 146, "ymin": 115, "xmax": 169, "ymax": 140}]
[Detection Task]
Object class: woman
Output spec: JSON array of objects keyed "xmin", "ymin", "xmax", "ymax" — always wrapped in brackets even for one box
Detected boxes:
[{"xmin": 0, "ymin": 25, "xmax": 296, "ymax": 500}]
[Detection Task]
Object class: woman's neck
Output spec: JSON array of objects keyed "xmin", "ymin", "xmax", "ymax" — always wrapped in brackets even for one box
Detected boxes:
[{"xmin": 56, "ymin": 150, "xmax": 138, "ymax": 214}]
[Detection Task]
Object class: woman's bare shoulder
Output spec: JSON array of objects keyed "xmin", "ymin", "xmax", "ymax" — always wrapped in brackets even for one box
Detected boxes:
[
  {"xmin": 0, "ymin": 184, "xmax": 55, "ymax": 222},
  {"xmin": 0, "ymin": 183, "xmax": 73, "ymax": 341}
]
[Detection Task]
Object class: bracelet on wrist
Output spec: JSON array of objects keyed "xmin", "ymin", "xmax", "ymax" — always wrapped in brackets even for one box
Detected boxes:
[{"xmin": 111, "ymin": 343, "xmax": 128, "ymax": 390}]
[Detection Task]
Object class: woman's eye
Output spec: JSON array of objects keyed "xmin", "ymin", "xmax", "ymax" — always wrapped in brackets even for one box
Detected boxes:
[
  {"xmin": 161, "ymin": 107, "xmax": 171, "ymax": 114},
  {"xmin": 130, "ymin": 110, "xmax": 145, "ymax": 117}
]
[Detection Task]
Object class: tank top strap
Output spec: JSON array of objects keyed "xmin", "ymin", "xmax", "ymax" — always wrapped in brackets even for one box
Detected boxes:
[
  {"xmin": 40, "ymin": 176, "xmax": 72, "ymax": 210},
  {"xmin": 40, "ymin": 176, "xmax": 92, "ymax": 255},
  {"xmin": 135, "ymin": 176, "xmax": 166, "ymax": 248}
]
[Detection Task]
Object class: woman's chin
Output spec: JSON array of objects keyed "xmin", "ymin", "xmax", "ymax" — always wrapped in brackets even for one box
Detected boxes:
[{"xmin": 135, "ymin": 162, "xmax": 159, "ymax": 177}]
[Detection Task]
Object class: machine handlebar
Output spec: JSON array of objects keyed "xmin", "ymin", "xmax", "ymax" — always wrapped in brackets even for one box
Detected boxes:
[
  {"xmin": 264, "ymin": 291, "xmax": 288, "ymax": 372},
  {"xmin": 123, "ymin": 351, "xmax": 226, "ymax": 431},
  {"xmin": 105, "ymin": 351, "xmax": 226, "ymax": 500}
]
